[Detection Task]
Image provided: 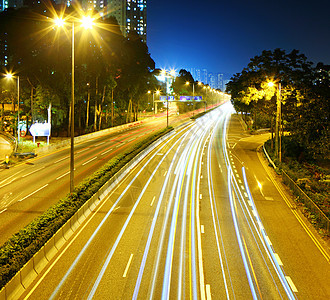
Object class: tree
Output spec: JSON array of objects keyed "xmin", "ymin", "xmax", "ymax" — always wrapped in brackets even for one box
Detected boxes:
[{"xmin": 226, "ymin": 48, "xmax": 329, "ymax": 159}]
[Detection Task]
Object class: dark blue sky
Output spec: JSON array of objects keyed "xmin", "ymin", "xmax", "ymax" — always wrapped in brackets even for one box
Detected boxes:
[{"xmin": 147, "ymin": 0, "xmax": 330, "ymax": 78}]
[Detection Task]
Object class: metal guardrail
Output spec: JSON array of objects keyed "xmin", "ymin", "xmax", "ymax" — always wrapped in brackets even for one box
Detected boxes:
[
  {"xmin": 262, "ymin": 144, "xmax": 330, "ymax": 234},
  {"xmin": 282, "ymin": 170, "xmax": 330, "ymax": 233}
]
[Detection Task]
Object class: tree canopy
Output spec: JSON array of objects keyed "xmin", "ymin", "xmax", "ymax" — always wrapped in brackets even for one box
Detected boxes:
[
  {"xmin": 0, "ymin": 2, "xmax": 156, "ymax": 135},
  {"xmin": 226, "ymin": 48, "xmax": 329, "ymax": 159}
]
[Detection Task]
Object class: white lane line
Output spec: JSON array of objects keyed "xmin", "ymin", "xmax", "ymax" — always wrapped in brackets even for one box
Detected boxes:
[
  {"xmin": 248, "ymin": 200, "xmax": 253, "ymax": 206},
  {"xmin": 238, "ymin": 179, "xmax": 242, "ymax": 184},
  {"xmin": 76, "ymin": 148, "xmax": 89, "ymax": 154},
  {"xmin": 206, "ymin": 284, "xmax": 212, "ymax": 300},
  {"xmin": 157, "ymin": 153, "xmax": 164, "ymax": 156},
  {"xmin": 244, "ymin": 192, "xmax": 248, "ymax": 198},
  {"xmin": 164, "ymin": 170, "xmax": 167, "ymax": 176},
  {"xmin": 54, "ymin": 156, "xmax": 69, "ymax": 164},
  {"xmin": 0, "ymin": 170, "xmax": 23, "ymax": 188},
  {"xmin": 200, "ymin": 194, "xmax": 202, "ymax": 200},
  {"xmin": 94, "ymin": 141, "xmax": 105, "ymax": 147},
  {"xmin": 123, "ymin": 254, "xmax": 134, "ymax": 278},
  {"xmin": 101, "ymin": 148, "xmax": 112, "ymax": 156},
  {"xmin": 22, "ymin": 166, "xmax": 45, "ymax": 178},
  {"xmin": 19, "ymin": 184, "xmax": 49, "ymax": 202},
  {"xmin": 56, "ymin": 171, "xmax": 70, "ymax": 180},
  {"xmin": 201, "ymin": 175, "xmax": 203, "ymax": 178},
  {"xmin": 274, "ymin": 253, "xmax": 283, "ymax": 266},
  {"xmin": 285, "ymin": 276, "xmax": 298, "ymax": 292},
  {"xmin": 150, "ymin": 196, "xmax": 155, "ymax": 206},
  {"xmin": 0, "ymin": 208, "xmax": 7, "ymax": 214},
  {"xmin": 201, "ymin": 225, "xmax": 205, "ymax": 234},
  {"xmin": 82, "ymin": 157, "xmax": 97, "ymax": 166}
]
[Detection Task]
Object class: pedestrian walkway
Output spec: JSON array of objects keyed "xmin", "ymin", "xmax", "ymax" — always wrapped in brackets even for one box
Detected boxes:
[{"xmin": 0, "ymin": 136, "xmax": 12, "ymax": 163}]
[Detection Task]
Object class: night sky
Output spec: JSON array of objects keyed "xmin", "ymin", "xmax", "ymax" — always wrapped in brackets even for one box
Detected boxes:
[{"xmin": 147, "ymin": 0, "xmax": 330, "ymax": 78}]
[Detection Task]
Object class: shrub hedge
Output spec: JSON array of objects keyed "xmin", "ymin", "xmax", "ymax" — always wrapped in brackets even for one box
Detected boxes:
[{"xmin": 0, "ymin": 126, "xmax": 173, "ymax": 289}]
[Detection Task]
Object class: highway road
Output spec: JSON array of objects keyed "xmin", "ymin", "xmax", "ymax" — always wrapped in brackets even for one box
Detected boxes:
[
  {"xmin": 0, "ymin": 115, "xmax": 175, "ymax": 245},
  {"xmin": 19, "ymin": 102, "xmax": 330, "ymax": 299}
]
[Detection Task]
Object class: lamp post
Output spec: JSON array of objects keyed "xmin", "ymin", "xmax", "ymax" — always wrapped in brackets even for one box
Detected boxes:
[
  {"xmin": 5, "ymin": 73, "xmax": 20, "ymax": 143},
  {"xmin": 54, "ymin": 16, "xmax": 94, "ymax": 193},
  {"xmin": 268, "ymin": 81, "xmax": 282, "ymax": 162}
]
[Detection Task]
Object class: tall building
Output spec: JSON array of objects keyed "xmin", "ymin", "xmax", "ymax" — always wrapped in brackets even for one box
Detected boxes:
[
  {"xmin": 202, "ymin": 69, "xmax": 208, "ymax": 84},
  {"xmin": 107, "ymin": 0, "xmax": 147, "ymax": 43},
  {"xmin": 216, "ymin": 73, "xmax": 223, "ymax": 90},
  {"xmin": 0, "ymin": 0, "xmax": 148, "ymax": 43}
]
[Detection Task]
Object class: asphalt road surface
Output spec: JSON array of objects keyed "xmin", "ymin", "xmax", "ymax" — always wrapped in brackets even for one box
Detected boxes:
[
  {"xmin": 19, "ymin": 102, "xmax": 330, "ymax": 299},
  {"xmin": 0, "ymin": 115, "xmax": 173, "ymax": 245}
]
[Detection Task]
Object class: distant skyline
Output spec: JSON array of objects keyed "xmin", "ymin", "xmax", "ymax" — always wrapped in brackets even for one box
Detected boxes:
[{"xmin": 147, "ymin": 0, "xmax": 330, "ymax": 78}]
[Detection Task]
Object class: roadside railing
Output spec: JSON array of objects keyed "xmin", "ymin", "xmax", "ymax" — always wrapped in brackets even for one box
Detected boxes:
[
  {"xmin": 282, "ymin": 170, "xmax": 330, "ymax": 233},
  {"xmin": 263, "ymin": 145, "xmax": 330, "ymax": 235}
]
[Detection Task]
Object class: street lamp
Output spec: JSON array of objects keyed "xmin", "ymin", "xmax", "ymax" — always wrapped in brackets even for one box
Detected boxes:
[
  {"xmin": 54, "ymin": 15, "xmax": 95, "ymax": 193},
  {"xmin": 268, "ymin": 81, "xmax": 282, "ymax": 162},
  {"xmin": 5, "ymin": 73, "xmax": 20, "ymax": 143}
]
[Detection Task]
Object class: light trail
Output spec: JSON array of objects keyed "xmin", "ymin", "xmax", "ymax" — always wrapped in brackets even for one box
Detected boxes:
[
  {"xmin": 206, "ymin": 112, "xmax": 232, "ymax": 299},
  {"xmin": 133, "ymin": 129, "xmax": 192, "ymax": 299},
  {"xmin": 49, "ymin": 127, "xmax": 183, "ymax": 300}
]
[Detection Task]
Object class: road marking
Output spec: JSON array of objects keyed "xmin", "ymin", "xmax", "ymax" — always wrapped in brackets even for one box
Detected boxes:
[
  {"xmin": 101, "ymin": 148, "xmax": 112, "ymax": 156},
  {"xmin": 252, "ymin": 210, "xmax": 257, "ymax": 217},
  {"xmin": 22, "ymin": 166, "xmax": 45, "ymax": 178},
  {"xmin": 0, "ymin": 208, "xmax": 7, "ymax": 214},
  {"xmin": 19, "ymin": 184, "xmax": 48, "ymax": 202},
  {"xmin": 244, "ymin": 192, "xmax": 248, "ymax": 198},
  {"xmin": 206, "ymin": 284, "xmax": 212, "ymax": 300},
  {"xmin": 164, "ymin": 170, "xmax": 167, "ymax": 176},
  {"xmin": 274, "ymin": 253, "xmax": 283, "ymax": 266},
  {"xmin": 248, "ymin": 200, "xmax": 252, "ymax": 206},
  {"xmin": 157, "ymin": 153, "xmax": 164, "ymax": 156},
  {"xmin": 201, "ymin": 225, "xmax": 205, "ymax": 234},
  {"xmin": 94, "ymin": 141, "xmax": 105, "ymax": 147},
  {"xmin": 0, "ymin": 170, "xmax": 23, "ymax": 188},
  {"xmin": 265, "ymin": 196, "xmax": 274, "ymax": 201},
  {"xmin": 238, "ymin": 179, "xmax": 242, "ymax": 183},
  {"xmin": 123, "ymin": 254, "xmax": 134, "ymax": 278},
  {"xmin": 82, "ymin": 157, "xmax": 97, "ymax": 166},
  {"xmin": 150, "ymin": 196, "xmax": 155, "ymax": 206},
  {"xmin": 76, "ymin": 148, "xmax": 89, "ymax": 154},
  {"xmin": 56, "ymin": 171, "xmax": 70, "ymax": 180},
  {"xmin": 54, "ymin": 156, "xmax": 69, "ymax": 164},
  {"xmin": 285, "ymin": 276, "xmax": 298, "ymax": 292},
  {"xmin": 200, "ymin": 194, "xmax": 202, "ymax": 200},
  {"xmin": 201, "ymin": 175, "xmax": 203, "ymax": 178}
]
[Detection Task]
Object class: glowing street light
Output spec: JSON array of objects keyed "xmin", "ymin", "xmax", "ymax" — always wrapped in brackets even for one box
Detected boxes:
[{"xmin": 54, "ymin": 15, "xmax": 95, "ymax": 193}]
